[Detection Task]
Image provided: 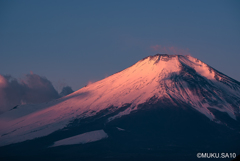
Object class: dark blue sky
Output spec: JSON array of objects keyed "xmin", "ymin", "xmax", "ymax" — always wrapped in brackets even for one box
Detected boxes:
[{"xmin": 1, "ymin": 0, "xmax": 240, "ymax": 91}]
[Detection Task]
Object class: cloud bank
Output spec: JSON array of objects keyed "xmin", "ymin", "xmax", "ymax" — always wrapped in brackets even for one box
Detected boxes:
[
  {"xmin": 0, "ymin": 73, "xmax": 74, "ymax": 113},
  {"xmin": 150, "ymin": 45, "xmax": 190, "ymax": 55}
]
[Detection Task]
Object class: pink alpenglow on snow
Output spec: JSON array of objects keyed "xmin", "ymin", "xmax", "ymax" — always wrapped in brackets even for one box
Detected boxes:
[{"xmin": 0, "ymin": 54, "xmax": 239, "ymax": 146}]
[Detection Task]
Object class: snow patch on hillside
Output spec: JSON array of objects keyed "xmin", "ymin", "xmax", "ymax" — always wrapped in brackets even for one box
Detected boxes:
[{"xmin": 50, "ymin": 130, "xmax": 108, "ymax": 147}]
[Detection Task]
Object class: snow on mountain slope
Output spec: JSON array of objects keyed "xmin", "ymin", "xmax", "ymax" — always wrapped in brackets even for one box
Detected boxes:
[
  {"xmin": 50, "ymin": 130, "xmax": 108, "ymax": 147},
  {"xmin": 0, "ymin": 54, "xmax": 240, "ymax": 146}
]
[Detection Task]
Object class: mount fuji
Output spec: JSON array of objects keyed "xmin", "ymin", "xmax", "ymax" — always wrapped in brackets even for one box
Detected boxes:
[{"xmin": 0, "ymin": 54, "xmax": 239, "ymax": 161}]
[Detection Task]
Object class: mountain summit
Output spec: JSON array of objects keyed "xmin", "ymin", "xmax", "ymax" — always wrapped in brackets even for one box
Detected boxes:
[{"xmin": 0, "ymin": 54, "xmax": 240, "ymax": 160}]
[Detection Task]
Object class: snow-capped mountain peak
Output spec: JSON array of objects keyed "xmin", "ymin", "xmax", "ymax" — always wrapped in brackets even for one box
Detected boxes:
[{"xmin": 0, "ymin": 54, "xmax": 239, "ymax": 146}]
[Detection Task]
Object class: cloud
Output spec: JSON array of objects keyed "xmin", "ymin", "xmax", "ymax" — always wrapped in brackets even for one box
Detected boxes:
[
  {"xmin": 0, "ymin": 73, "xmax": 74, "ymax": 113},
  {"xmin": 150, "ymin": 45, "xmax": 190, "ymax": 55},
  {"xmin": 60, "ymin": 86, "xmax": 74, "ymax": 97}
]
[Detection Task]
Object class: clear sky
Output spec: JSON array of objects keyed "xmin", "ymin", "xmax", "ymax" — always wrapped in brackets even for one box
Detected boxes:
[{"xmin": 1, "ymin": 0, "xmax": 240, "ymax": 91}]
